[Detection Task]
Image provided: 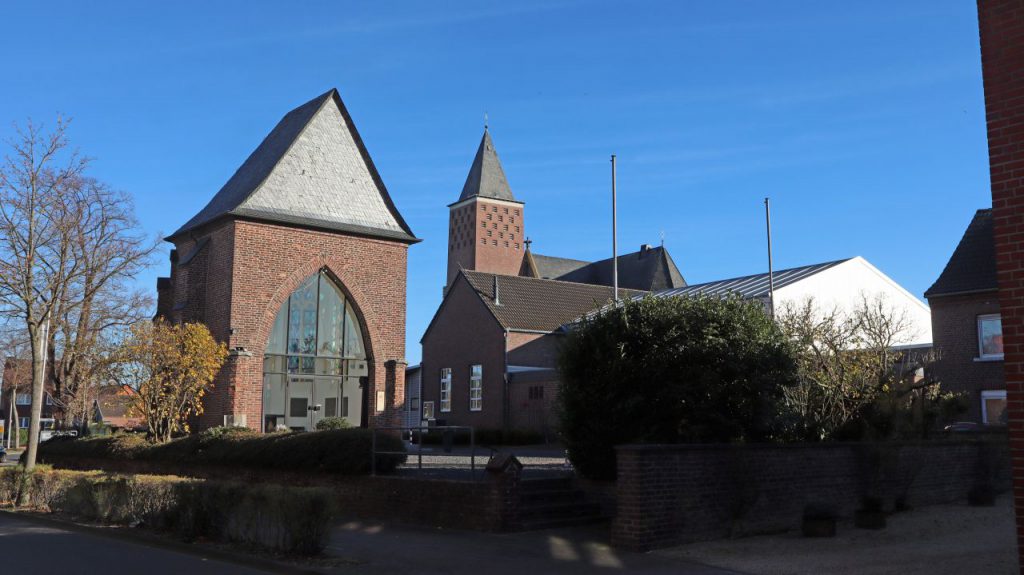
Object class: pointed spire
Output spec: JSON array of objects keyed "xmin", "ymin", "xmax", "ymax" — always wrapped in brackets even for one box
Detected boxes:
[{"xmin": 459, "ymin": 129, "xmax": 517, "ymax": 202}]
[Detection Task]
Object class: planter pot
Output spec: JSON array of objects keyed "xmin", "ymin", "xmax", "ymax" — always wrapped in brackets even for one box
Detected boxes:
[
  {"xmin": 968, "ymin": 486, "xmax": 996, "ymax": 507},
  {"xmin": 854, "ymin": 510, "xmax": 886, "ymax": 530},
  {"xmin": 801, "ymin": 517, "xmax": 837, "ymax": 538}
]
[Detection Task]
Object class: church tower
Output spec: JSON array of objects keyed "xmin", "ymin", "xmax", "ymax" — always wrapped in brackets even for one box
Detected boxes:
[{"xmin": 446, "ymin": 129, "xmax": 525, "ymax": 289}]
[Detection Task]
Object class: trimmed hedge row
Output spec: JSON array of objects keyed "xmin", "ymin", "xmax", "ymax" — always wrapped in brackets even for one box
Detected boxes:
[
  {"xmin": 0, "ymin": 467, "xmax": 334, "ymax": 554},
  {"xmin": 37, "ymin": 427, "xmax": 407, "ymax": 475}
]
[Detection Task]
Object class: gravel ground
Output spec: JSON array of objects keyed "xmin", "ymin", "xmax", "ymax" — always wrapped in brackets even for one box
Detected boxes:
[{"xmin": 657, "ymin": 495, "xmax": 1019, "ymax": 575}]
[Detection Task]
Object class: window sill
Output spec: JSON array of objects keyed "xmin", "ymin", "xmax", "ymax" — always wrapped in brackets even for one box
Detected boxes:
[{"xmin": 974, "ymin": 356, "xmax": 1004, "ymax": 363}]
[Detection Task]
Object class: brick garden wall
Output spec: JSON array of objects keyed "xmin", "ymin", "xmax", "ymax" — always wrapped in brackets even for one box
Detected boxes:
[
  {"xmin": 47, "ymin": 455, "xmax": 520, "ymax": 532},
  {"xmin": 611, "ymin": 440, "xmax": 1010, "ymax": 551}
]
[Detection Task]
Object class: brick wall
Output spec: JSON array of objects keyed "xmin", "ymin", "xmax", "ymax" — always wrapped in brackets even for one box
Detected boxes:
[
  {"xmin": 508, "ymin": 370, "xmax": 561, "ymax": 436},
  {"xmin": 611, "ymin": 440, "xmax": 1010, "ymax": 551},
  {"xmin": 447, "ymin": 198, "xmax": 525, "ymax": 288},
  {"xmin": 421, "ymin": 275, "xmax": 508, "ymax": 429},
  {"xmin": 164, "ymin": 217, "xmax": 410, "ymax": 431},
  {"xmin": 977, "ymin": 1, "xmax": 1024, "ymax": 570},
  {"xmin": 929, "ymin": 292, "xmax": 1005, "ymax": 421}
]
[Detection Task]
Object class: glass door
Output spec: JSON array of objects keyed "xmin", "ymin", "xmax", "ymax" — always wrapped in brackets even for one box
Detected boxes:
[{"xmin": 287, "ymin": 376, "xmax": 314, "ymax": 430}]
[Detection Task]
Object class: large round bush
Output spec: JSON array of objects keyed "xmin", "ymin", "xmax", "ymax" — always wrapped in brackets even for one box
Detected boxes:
[{"xmin": 558, "ymin": 294, "xmax": 798, "ymax": 479}]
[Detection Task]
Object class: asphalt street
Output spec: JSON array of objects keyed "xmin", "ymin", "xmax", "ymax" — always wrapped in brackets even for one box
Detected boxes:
[{"xmin": 0, "ymin": 512, "xmax": 276, "ymax": 574}]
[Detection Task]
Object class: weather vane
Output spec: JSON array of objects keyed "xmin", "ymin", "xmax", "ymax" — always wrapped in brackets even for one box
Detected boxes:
[{"xmin": 484, "ymin": 111, "xmax": 488, "ymax": 131}]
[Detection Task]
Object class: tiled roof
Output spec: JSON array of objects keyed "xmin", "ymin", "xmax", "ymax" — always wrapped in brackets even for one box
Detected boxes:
[
  {"xmin": 528, "ymin": 245, "xmax": 686, "ymax": 291},
  {"xmin": 924, "ymin": 209, "xmax": 997, "ymax": 298},
  {"xmin": 169, "ymin": 89, "xmax": 417, "ymax": 243},
  {"xmin": 656, "ymin": 258, "xmax": 851, "ymax": 299},
  {"xmin": 457, "ymin": 129, "xmax": 518, "ymax": 203},
  {"xmin": 462, "ymin": 270, "xmax": 644, "ymax": 332}
]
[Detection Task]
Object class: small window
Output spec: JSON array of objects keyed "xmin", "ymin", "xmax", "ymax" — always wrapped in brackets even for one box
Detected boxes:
[
  {"xmin": 514, "ymin": 209, "xmax": 520, "ymax": 216},
  {"xmin": 487, "ymin": 214, "xmax": 492, "ymax": 220},
  {"xmin": 487, "ymin": 230, "xmax": 492, "ymax": 237},
  {"xmin": 504, "ymin": 224, "xmax": 509, "ymax": 231},
  {"xmin": 481, "ymin": 239, "xmax": 486, "ymax": 245},
  {"xmin": 503, "ymin": 207, "xmax": 509, "ymax": 214},
  {"xmin": 492, "ymin": 240, "xmax": 497, "ymax": 246},
  {"xmin": 469, "ymin": 365, "xmax": 482, "ymax": 411},
  {"xmin": 515, "ymin": 243, "xmax": 520, "ymax": 250},
  {"xmin": 978, "ymin": 314, "xmax": 1004, "ymax": 359},
  {"xmin": 290, "ymin": 397, "xmax": 308, "ymax": 418},
  {"xmin": 440, "ymin": 368, "xmax": 452, "ymax": 412},
  {"xmin": 481, "ymin": 222, "xmax": 486, "ymax": 228},
  {"xmin": 342, "ymin": 396, "xmax": 350, "ymax": 418},
  {"xmin": 982, "ymin": 390, "xmax": 1007, "ymax": 425},
  {"xmin": 45, "ymin": 394, "xmax": 53, "ymax": 406},
  {"xmin": 325, "ymin": 397, "xmax": 338, "ymax": 418},
  {"xmin": 409, "ymin": 397, "xmax": 420, "ymax": 411},
  {"xmin": 423, "ymin": 401, "xmax": 435, "ymax": 420},
  {"xmin": 19, "ymin": 417, "xmax": 29, "ymax": 429},
  {"xmin": 15, "ymin": 394, "xmax": 30, "ymax": 406},
  {"xmin": 498, "ymin": 215, "xmax": 504, "ymax": 222},
  {"xmin": 492, "ymin": 206, "xmax": 498, "ymax": 212}
]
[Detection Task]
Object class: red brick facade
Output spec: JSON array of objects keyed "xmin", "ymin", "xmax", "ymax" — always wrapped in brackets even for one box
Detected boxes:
[
  {"xmin": 446, "ymin": 197, "xmax": 525, "ymax": 288},
  {"xmin": 163, "ymin": 217, "xmax": 410, "ymax": 431},
  {"xmin": 929, "ymin": 292, "xmax": 1005, "ymax": 422},
  {"xmin": 977, "ymin": 1, "xmax": 1024, "ymax": 569}
]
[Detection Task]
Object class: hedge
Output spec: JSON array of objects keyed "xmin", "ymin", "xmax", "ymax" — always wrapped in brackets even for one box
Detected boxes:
[
  {"xmin": 0, "ymin": 467, "xmax": 334, "ymax": 554},
  {"xmin": 37, "ymin": 427, "xmax": 407, "ymax": 475}
]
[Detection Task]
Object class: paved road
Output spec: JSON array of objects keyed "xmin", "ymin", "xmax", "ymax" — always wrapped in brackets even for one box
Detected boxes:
[
  {"xmin": 0, "ymin": 513, "xmax": 276, "ymax": 574},
  {"xmin": 326, "ymin": 520, "xmax": 744, "ymax": 574}
]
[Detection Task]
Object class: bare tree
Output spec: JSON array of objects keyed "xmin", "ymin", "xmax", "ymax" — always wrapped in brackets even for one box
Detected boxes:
[
  {"xmin": 0, "ymin": 118, "xmax": 155, "ymax": 470},
  {"xmin": 777, "ymin": 293, "xmax": 937, "ymax": 440},
  {"xmin": 47, "ymin": 179, "xmax": 156, "ymax": 431}
]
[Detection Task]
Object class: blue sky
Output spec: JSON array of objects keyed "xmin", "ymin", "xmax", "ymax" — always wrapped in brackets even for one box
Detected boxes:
[{"xmin": 0, "ymin": 1, "xmax": 989, "ymax": 364}]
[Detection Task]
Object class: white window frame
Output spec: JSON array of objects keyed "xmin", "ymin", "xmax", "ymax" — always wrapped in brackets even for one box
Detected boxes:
[
  {"xmin": 18, "ymin": 417, "xmax": 28, "ymax": 429},
  {"xmin": 977, "ymin": 314, "xmax": 1004, "ymax": 360},
  {"xmin": 439, "ymin": 368, "xmax": 451, "ymax": 413},
  {"xmin": 981, "ymin": 390, "xmax": 1008, "ymax": 425},
  {"xmin": 15, "ymin": 394, "xmax": 30, "ymax": 406},
  {"xmin": 422, "ymin": 401, "xmax": 435, "ymax": 420},
  {"xmin": 469, "ymin": 364, "xmax": 483, "ymax": 412}
]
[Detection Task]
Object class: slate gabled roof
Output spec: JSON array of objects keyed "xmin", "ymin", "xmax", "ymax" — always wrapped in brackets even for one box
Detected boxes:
[
  {"xmin": 461, "ymin": 270, "xmax": 644, "ymax": 332},
  {"xmin": 925, "ymin": 209, "xmax": 997, "ymax": 298},
  {"xmin": 657, "ymin": 258, "xmax": 850, "ymax": 299},
  {"xmin": 526, "ymin": 246, "xmax": 686, "ymax": 291},
  {"xmin": 168, "ymin": 88, "xmax": 417, "ymax": 243},
  {"xmin": 457, "ymin": 129, "xmax": 518, "ymax": 203}
]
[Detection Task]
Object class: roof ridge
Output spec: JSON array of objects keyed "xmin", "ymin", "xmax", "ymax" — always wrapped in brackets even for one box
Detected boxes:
[
  {"xmin": 463, "ymin": 269, "xmax": 646, "ymax": 294},
  {"xmin": 678, "ymin": 257, "xmax": 853, "ymax": 291}
]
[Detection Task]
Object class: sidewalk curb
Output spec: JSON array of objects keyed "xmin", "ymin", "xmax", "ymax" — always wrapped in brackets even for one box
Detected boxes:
[{"xmin": 0, "ymin": 509, "xmax": 332, "ymax": 574}]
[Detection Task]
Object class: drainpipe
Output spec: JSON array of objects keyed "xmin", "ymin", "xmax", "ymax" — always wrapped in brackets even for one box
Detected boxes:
[{"xmin": 503, "ymin": 329, "xmax": 510, "ymax": 433}]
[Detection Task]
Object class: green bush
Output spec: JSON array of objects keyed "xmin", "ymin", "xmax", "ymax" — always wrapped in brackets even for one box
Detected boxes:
[
  {"xmin": 559, "ymin": 294, "xmax": 799, "ymax": 480},
  {"xmin": 37, "ymin": 428, "xmax": 406, "ymax": 476},
  {"xmin": 0, "ymin": 467, "xmax": 334, "ymax": 555},
  {"xmin": 315, "ymin": 417, "xmax": 352, "ymax": 431}
]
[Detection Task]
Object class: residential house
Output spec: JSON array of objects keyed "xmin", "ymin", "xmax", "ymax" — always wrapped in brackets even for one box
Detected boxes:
[
  {"xmin": 925, "ymin": 209, "xmax": 1005, "ymax": 424},
  {"xmin": 93, "ymin": 385, "xmax": 144, "ymax": 431},
  {"xmin": 0, "ymin": 358, "xmax": 57, "ymax": 436}
]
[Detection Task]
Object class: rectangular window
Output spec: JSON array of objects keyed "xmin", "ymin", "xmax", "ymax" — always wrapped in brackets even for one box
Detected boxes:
[
  {"xmin": 290, "ymin": 397, "xmax": 308, "ymax": 418},
  {"xmin": 324, "ymin": 397, "xmax": 338, "ymax": 418},
  {"xmin": 409, "ymin": 397, "xmax": 420, "ymax": 411},
  {"xmin": 978, "ymin": 314, "xmax": 1004, "ymax": 359},
  {"xmin": 440, "ymin": 368, "xmax": 452, "ymax": 412},
  {"xmin": 19, "ymin": 417, "xmax": 28, "ymax": 429},
  {"xmin": 982, "ymin": 390, "xmax": 1007, "ymax": 425},
  {"xmin": 15, "ymin": 394, "xmax": 30, "ymax": 406},
  {"xmin": 342, "ymin": 396, "xmax": 349, "ymax": 418},
  {"xmin": 423, "ymin": 401, "xmax": 435, "ymax": 420},
  {"xmin": 469, "ymin": 364, "xmax": 483, "ymax": 411},
  {"xmin": 45, "ymin": 394, "xmax": 53, "ymax": 406}
]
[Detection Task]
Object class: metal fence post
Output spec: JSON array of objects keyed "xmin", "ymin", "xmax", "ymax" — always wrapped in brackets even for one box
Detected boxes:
[{"xmin": 371, "ymin": 428, "xmax": 377, "ymax": 476}]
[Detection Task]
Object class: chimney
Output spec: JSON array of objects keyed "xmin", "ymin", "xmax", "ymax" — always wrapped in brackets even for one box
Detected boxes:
[
  {"xmin": 493, "ymin": 275, "xmax": 501, "ymax": 306},
  {"xmin": 640, "ymin": 244, "xmax": 653, "ymax": 257}
]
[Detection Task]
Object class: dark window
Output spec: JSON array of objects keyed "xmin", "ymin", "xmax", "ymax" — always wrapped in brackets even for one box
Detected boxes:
[
  {"xmin": 290, "ymin": 397, "xmax": 308, "ymax": 417},
  {"xmin": 325, "ymin": 397, "xmax": 338, "ymax": 417}
]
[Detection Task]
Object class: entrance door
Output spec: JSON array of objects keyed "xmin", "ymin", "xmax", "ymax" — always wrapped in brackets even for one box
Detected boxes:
[{"xmin": 286, "ymin": 377, "xmax": 313, "ymax": 430}]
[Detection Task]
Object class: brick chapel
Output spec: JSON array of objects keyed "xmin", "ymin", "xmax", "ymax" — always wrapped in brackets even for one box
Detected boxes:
[{"xmin": 157, "ymin": 88, "xmax": 419, "ymax": 432}]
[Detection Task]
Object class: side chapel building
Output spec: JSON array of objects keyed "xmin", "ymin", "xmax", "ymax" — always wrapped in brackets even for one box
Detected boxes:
[{"xmin": 157, "ymin": 89, "xmax": 418, "ymax": 432}]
